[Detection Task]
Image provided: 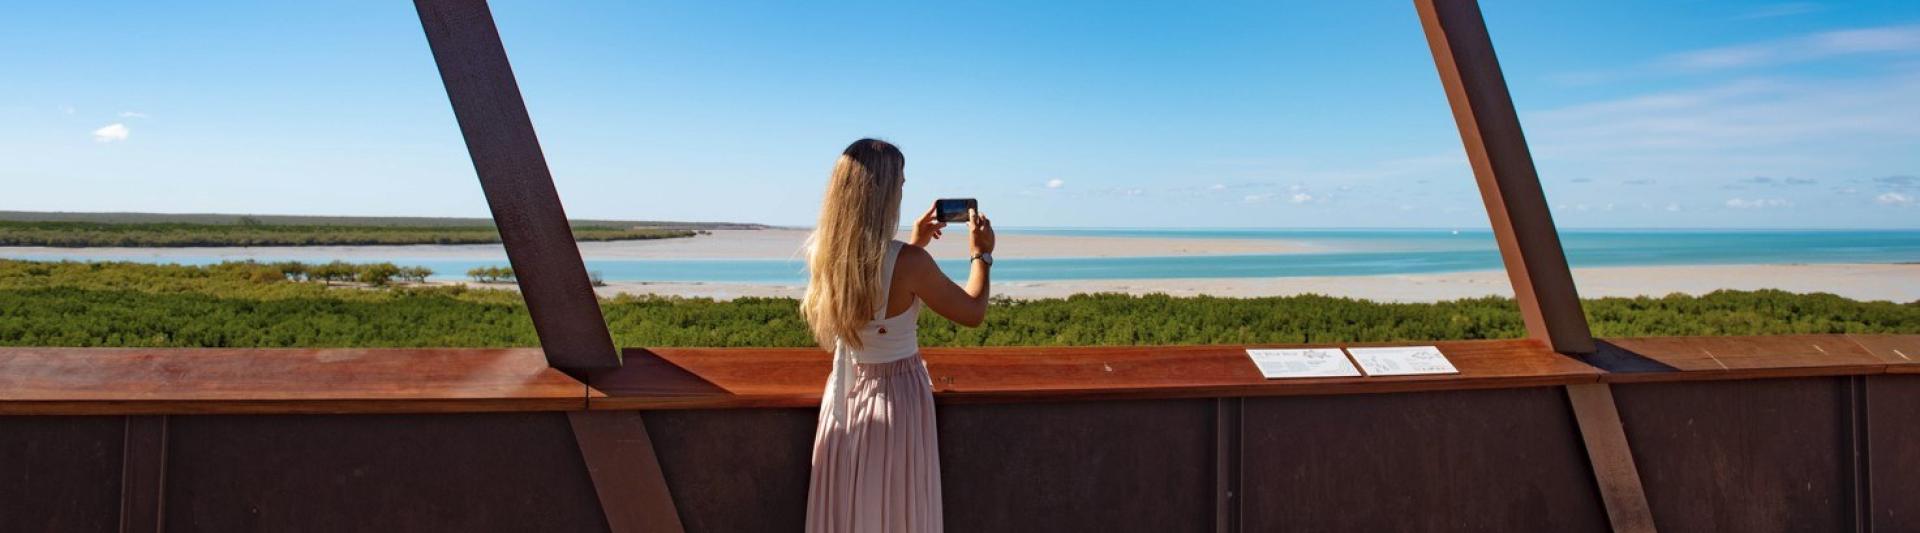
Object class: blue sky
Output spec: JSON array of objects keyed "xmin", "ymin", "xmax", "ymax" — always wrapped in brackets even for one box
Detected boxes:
[{"xmin": 2, "ymin": 1, "xmax": 1916, "ymax": 228}]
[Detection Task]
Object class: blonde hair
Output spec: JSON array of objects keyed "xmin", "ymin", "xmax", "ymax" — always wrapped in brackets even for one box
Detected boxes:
[{"xmin": 801, "ymin": 139, "xmax": 906, "ymax": 350}]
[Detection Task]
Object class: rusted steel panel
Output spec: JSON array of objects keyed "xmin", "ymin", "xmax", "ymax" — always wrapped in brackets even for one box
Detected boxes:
[
  {"xmin": 643, "ymin": 401, "xmax": 1213, "ymax": 532},
  {"xmin": 642, "ymin": 409, "xmax": 817, "ymax": 533},
  {"xmin": 1868, "ymin": 375, "xmax": 1920, "ymax": 531},
  {"xmin": 1214, "ymin": 397, "xmax": 1243, "ymax": 533},
  {"xmin": 1415, "ymin": 0, "xmax": 1594, "ymax": 355},
  {"xmin": 1564, "ymin": 384, "xmax": 1655, "ymax": 533},
  {"xmin": 569, "ymin": 411, "xmax": 686, "ymax": 533},
  {"xmin": 1613, "ymin": 378, "xmax": 1852, "ymax": 532},
  {"xmin": 939, "ymin": 400, "xmax": 1216, "ymax": 531},
  {"xmin": 1240, "ymin": 387, "xmax": 1609, "ymax": 532},
  {"xmin": 162, "ymin": 413, "xmax": 608, "ymax": 532},
  {"xmin": 118, "ymin": 415, "xmax": 166, "ymax": 533},
  {"xmin": 0, "ymin": 416, "xmax": 123, "ymax": 533},
  {"xmin": 414, "ymin": 0, "xmax": 619, "ymax": 372}
]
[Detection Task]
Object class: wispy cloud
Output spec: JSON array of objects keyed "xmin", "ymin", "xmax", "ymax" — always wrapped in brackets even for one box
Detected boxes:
[
  {"xmin": 1725, "ymin": 198, "xmax": 1792, "ymax": 209},
  {"xmin": 1289, "ymin": 192, "xmax": 1313, "ymax": 204},
  {"xmin": 1552, "ymin": 23, "xmax": 1920, "ymax": 85},
  {"xmin": 1730, "ymin": 176, "xmax": 1816, "ymax": 187},
  {"xmin": 91, "ymin": 123, "xmax": 130, "ymax": 142},
  {"xmin": 1663, "ymin": 24, "xmax": 1920, "ymax": 72},
  {"xmin": 58, "ymin": 104, "xmax": 76, "ymax": 115},
  {"xmin": 1877, "ymin": 192, "xmax": 1915, "ymax": 206},
  {"xmin": 1528, "ymin": 74, "xmax": 1920, "ymax": 156},
  {"xmin": 119, "ymin": 111, "xmax": 148, "ymax": 119},
  {"xmin": 1044, "ymin": 179, "xmax": 1064, "ymax": 189},
  {"xmin": 1878, "ymin": 175, "xmax": 1917, "ymax": 190}
]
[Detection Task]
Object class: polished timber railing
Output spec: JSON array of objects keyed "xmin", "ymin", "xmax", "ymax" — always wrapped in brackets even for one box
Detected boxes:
[{"xmin": 1, "ymin": 335, "xmax": 1916, "ymax": 531}]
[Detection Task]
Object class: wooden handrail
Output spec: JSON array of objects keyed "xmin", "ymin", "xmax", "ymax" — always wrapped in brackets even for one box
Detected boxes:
[
  {"xmin": 0, "ymin": 334, "xmax": 1911, "ymax": 415},
  {"xmin": 0, "ymin": 347, "xmax": 597, "ymax": 415}
]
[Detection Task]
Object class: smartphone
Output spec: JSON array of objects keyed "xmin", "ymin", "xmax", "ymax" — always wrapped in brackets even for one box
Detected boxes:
[{"xmin": 935, "ymin": 198, "xmax": 977, "ymax": 223}]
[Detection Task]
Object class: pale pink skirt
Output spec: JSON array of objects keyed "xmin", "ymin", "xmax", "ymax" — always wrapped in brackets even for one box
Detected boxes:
[{"xmin": 805, "ymin": 353, "xmax": 944, "ymax": 533}]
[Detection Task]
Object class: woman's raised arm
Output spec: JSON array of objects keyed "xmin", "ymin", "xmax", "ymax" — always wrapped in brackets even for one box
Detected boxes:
[{"xmin": 903, "ymin": 211, "xmax": 993, "ymax": 327}]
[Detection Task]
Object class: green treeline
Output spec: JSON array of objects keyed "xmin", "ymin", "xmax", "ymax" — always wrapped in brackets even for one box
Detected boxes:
[
  {"xmin": 0, "ymin": 219, "xmax": 697, "ymax": 247},
  {"xmin": 467, "ymin": 266, "xmax": 516, "ymax": 283},
  {"xmin": 0, "ymin": 259, "xmax": 1914, "ymax": 349}
]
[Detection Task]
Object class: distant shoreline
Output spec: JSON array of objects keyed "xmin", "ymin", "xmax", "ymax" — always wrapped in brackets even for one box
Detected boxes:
[
  {"xmin": 4, "ymin": 225, "xmax": 1916, "ymax": 303},
  {"xmin": 538, "ymin": 263, "xmax": 1918, "ymax": 304},
  {"xmin": 0, "ymin": 210, "xmax": 770, "ymax": 231},
  {"xmin": 0, "ymin": 210, "xmax": 771, "ymax": 248}
]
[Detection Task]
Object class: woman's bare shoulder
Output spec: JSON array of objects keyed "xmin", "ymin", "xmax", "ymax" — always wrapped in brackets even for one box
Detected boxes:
[{"xmin": 894, "ymin": 244, "xmax": 938, "ymax": 281}]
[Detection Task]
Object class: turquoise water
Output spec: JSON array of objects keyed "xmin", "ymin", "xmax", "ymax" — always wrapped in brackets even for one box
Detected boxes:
[{"xmin": 5, "ymin": 229, "xmax": 1917, "ymax": 283}]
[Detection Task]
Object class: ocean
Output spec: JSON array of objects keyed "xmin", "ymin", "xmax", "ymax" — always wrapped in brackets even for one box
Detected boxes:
[{"xmin": 4, "ymin": 229, "xmax": 1917, "ymax": 284}]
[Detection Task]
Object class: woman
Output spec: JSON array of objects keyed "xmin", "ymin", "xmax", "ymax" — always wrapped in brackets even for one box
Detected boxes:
[{"xmin": 802, "ymin": 139, "xmax": 994, "ymax": 533}]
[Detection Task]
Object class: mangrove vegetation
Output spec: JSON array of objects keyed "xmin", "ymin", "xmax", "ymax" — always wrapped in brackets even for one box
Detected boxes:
[{"xmin": 1, "ymin": 259, "xmax": 1914, "ymax": 349}]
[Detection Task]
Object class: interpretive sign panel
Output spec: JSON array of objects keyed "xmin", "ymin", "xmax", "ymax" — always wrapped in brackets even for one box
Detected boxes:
[
  {"xmin": 1347, "ymin": 346, "xmax": 1459, "ymax": 376},
  {"xmin": 1246, "ymin": 348, "xmax": 1362, "ymax": 379}
]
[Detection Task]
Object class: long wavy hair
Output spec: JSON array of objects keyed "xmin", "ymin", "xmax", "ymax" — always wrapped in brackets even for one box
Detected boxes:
[{"xmin": 801, "ymin": 139, "xmax": 906, "ymax": 350}]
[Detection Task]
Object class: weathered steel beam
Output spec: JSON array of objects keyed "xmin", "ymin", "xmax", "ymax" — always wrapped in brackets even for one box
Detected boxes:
[
  {"xmin": 1565, "ymin": 384, "xmax": 1657, "ymax": 533},
  {"xmin": 569, "ymin": 411, "xmax": 687, "ymax": 533},
  {"xmin": 1415, "ymin": 0, "xmax": 1596, "ymax": 355},
  {"xmin": 414, "ymin": 0, "xmax": 620, "ymax": 372}
]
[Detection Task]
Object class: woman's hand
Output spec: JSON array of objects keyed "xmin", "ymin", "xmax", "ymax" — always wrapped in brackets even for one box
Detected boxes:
[
  {"xmin": 968, "ymin": 209, "xmax": 994, "ymax": 256},
  {"xmin": 909, "ymin": 202, "xmax": 945, "ymax": 248}
]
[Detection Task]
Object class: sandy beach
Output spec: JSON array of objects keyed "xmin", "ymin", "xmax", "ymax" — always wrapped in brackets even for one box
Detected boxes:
[
  {"xmin": 6, "ymin": 228, "xmax": 1912, "ymax": 303},
  {"xmin": 527, "ymin": 263, "xmax": 1919, "ymax": 303},
  {"xmin": 0, "ymin": 229, "xmax": 1315, "ymax": 262}
]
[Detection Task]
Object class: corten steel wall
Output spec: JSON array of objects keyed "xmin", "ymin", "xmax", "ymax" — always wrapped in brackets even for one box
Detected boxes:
[
  {"xmin": 0, "ymin": 413, "xmax": 614, "ymax": 533},
  {"xmin": 1601, "ymin": 374, "xmax": 1920, "ymax": 533},
  {"xmin": 1868, "ymin": 375, "xmax": 1920, "ymax": 532},
  {"xmin": 596, "ymin": 383, "xmax": 1920, "ymax": 532},
  {"xmin": 1613, "ymin": 378, "xmax": 1855, "ymax": 531},
  {"xmin": 162, "ymin": 414, "xmax": 607, "ymax": 532},
  {"xmin": 640, "ymin": 392, "xmax": 1610, "ymax": 532},
  {"xmin": 1, "ymin": 377, "xmax": 1917, "ymax": 531},
  {"xmin": 0, "ymin": 416, "xmax": 122, "ymax": 531},
  {"xmin": 1239, "ymin": 388, "xmax": 1609, "ymax": 531}
]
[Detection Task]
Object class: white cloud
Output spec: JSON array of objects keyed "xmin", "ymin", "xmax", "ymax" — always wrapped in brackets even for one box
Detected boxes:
[
  {"xmin": 119, "ymin": 111, "xmax": 148, "ymax": 118},
  {"xmin": 1725, "ymin": 198, "xmax": 1792, "ymax": 209},
  {"xmin": 1044, "ymin": 179, "xmax": 1064, "ymax": 189},
  {"xmin": 58, "ymin": 105, "xmax": 76, "ymax": 115},
  {"xmin": 1660, "ymin": 24, "xmax": 1920, "ymax": 72},
  {"xmin": 1243, "ymin": 194, "xmax": 1272, "ymax": 203},
  {"xmin": 1208, "ymin": 184, "xmax": 1226, "ymax": 191},
  {"xmin": 1289, "ymin": 192, "xmax": 1313, "ymax": 204},
  {"xmin": 1877, "ymin": 192, "xmax": 1915, "ymax": 206},
  {"xmin": 91, "ymin": 123, "xmax": 130, "ymax": 142},
  {"xmin": 1528, "ymin": 75, "xmax": 1920, "ymax": 156},
  {"xmin": 1552, "ymin": 23, "xmax": 1920, "ymax": 85},
  {"xmin": 1665, "ymin": 203, "xmax": 1683, "ymax": 212}
]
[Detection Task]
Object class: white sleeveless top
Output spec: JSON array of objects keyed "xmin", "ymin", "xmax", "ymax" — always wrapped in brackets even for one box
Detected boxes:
[{"xmin": 826, "ymin": 240, "xmax": 921, "ymax": 422}]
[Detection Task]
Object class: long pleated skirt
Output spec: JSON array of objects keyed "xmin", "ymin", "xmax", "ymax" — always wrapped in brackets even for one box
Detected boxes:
[{"xmin": 805, "ymin": 353, "xmax": 944, "ymax": 533}]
